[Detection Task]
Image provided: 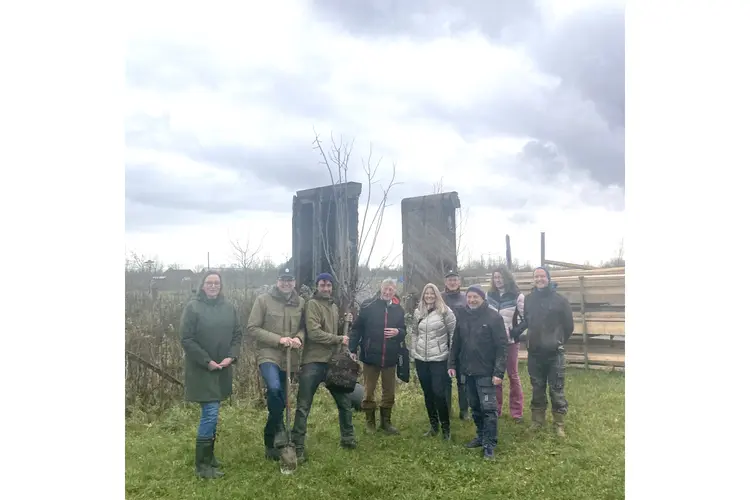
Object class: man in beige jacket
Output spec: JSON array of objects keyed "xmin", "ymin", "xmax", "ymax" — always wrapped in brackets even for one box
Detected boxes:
[{"xmin": 247, "ymin": 266, "xmax": 305, "ymax": 460}]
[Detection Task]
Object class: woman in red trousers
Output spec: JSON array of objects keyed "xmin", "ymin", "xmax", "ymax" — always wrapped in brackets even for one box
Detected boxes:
[{"xmin": 486, "ymin": 265, "xmax": 525, "ymax": 422}]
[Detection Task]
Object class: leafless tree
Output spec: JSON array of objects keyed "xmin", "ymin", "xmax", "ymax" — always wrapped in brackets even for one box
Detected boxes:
[
  {"xmin": 312, "ymin": 130, "xmax": 401, "ymax": 312},
  {"xmin": 229, "ymin": 231, "xmax": 267, "ymax": 300}
]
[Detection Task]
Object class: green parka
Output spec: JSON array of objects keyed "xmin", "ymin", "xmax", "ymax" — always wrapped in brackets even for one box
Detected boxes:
[
  {"xmin": 180, "ymin": 292, "xmax": 243, "ymax": 403},
  {"xmin": 247, "ymin": 286, "xmax": 306, "ymax": 372}
]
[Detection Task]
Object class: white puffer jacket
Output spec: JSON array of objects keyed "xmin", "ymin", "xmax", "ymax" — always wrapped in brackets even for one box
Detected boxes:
[{"xmin": 411, "ymin": 307, "xmax": 456, "ymax": 362}]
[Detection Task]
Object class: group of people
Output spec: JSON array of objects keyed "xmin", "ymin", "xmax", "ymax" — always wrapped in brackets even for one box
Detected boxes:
[{"xmin": 179, "ymin": 264, "xmax": 575, "ymax": 478}]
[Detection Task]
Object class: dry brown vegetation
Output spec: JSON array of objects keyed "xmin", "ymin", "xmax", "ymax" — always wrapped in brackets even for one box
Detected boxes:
[{"xmin": 125, "ymin": 289, "xmax": 268, "ymax": 414}]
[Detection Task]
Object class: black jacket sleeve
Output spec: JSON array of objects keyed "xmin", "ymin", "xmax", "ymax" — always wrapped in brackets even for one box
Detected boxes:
[
  {"xmin": 348, "ymin": 305, "xmax": 366, "ymax": 354},
  {"xmin": 490, "ymin": 314, "xmax": 508, "ymax": 378},
  {"xmin": 561, "ymin": 297, "xmax": 574, "ymax": 344},
  {"xmin": 448, "ymin": 316, "xmax": 461, "ymax": 371}
]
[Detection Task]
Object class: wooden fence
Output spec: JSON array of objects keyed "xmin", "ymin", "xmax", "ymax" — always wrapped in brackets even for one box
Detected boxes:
[{"xmin": 467, "ymin": 267, "xmax": 625, "ymax": 370}]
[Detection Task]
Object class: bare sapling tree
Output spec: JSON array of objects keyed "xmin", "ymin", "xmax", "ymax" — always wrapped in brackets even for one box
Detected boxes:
[
  {"xmin": 229, "ymin": 230, "xmax": 267, "ymax": 300},
  {"xmin": 312, "ymin": 129, "xmax": 400, "ymax": 314}
]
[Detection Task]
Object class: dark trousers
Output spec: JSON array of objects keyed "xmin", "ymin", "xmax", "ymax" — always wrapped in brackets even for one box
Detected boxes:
[
  {"xmin": 291, "ymin": 362, "xmax": 355, "ymax": 448},
  {"xmin": 259, "ymin": 362, "xmax": 287, "ymax": 449},
  {"xmin": 465, "ymin": 374, "xmax": 499, "ymax": 449},
  {"xmin": 528, "ymin": 350, "xmax": 568, "ymax": 414},
  {"xmin": 415, "ymin": 359, "xmax": 450, "ymax": 430},
  {"xmin": 447, "ymin": 359, "xmax": 469, "ymax": 415}
]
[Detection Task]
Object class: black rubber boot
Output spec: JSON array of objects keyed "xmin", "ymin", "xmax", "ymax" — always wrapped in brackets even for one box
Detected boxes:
[
  {"xmin": 423, "ymin": 412, "xmax": 439, "ymax": 437},
  {"xmin": 380, "ymin": 407, "xmax": 400, "ymax": 435},
  {"xmin": 265, "ymin": 448, "xmax": 280, "ymax": 461},
  {"xmin": 441, "ymin": 420, "xmax": 451, "ymax": 441},
  {"xmin": 483, "ymin": 447, "xmax": 495, "ymax": 460},
  {"xmin": 210, "ymin": 434, "xmax": 221, "ymax": 468},
  {"xmin": 195, "ymin": 438, "xmax": 223, "ymax": 479}
]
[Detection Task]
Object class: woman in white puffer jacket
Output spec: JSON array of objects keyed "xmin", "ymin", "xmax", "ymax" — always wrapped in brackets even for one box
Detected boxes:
[{"xmin": 412, "ymin": 283, "xmax": 457, "ymax": 440}]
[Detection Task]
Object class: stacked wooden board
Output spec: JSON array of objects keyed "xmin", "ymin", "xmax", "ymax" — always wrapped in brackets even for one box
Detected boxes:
[{"xmin": 469, "ymin": 267, "xmax": 625, "ymax": 369}]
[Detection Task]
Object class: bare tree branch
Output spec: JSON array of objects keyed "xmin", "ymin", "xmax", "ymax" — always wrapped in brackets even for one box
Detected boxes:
[
  {"xmin": 311, "ymin": 131, "xmax": 401, "ymax": 308},
  {"xmin": 229, "ymin": 230, "xmax": 267, "ymax": 299}
]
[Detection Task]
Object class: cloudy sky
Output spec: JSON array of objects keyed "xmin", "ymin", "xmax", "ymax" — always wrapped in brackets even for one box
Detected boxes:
[{"xmin": 125, "ymin": 0, "xmax": 624, "ymax": 270}]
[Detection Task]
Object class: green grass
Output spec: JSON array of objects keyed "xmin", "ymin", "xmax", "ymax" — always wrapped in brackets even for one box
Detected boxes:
[{"xmin": 126, "ymin": 363, "xmax": 624, "ymax": 500}]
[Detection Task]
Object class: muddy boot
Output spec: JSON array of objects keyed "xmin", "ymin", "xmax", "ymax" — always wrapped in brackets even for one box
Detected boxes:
[
  {"xmin": 295, "ymin": 446, "xmax": 307, "ymax": 464},
  {"xmin": 530, "ymin": 409, "xmax": 546, "ymax": 431},
  {"xmin": 380, "ymin": 407, "xmax": 400, "ymax": 435},
  {"xmin": 340, "ymin": 438, "xmax": 357, "ymax": 449},
  {"xmin": 195, "ymin": 438, "xmax": 223, "ymax": 479},
  {"xmin": 553, "ymin": 412, "xmax": 566, "ymax": 437},
  {"xmin": 464, "ymin": 436, "xmax": 483, "ymax": 448},
  {"xmin": 364, "ymin": 409, "xmax": 377, "ymax": 434}
]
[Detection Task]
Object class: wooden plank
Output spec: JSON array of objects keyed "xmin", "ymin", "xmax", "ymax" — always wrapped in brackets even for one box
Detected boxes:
[
  {"xmin": 573, "ymin": 320, "xmax": 625, "ymax": 336},
  {"xmin": 518, "ymin": 349, "xmax": 624, "ymax": 367},
  {"xmin": 579, "ymin": 275, "xmax": 589, "ymax": 369}
]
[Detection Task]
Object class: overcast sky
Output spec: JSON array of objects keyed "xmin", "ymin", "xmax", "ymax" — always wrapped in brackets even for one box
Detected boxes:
[{"xmin": 125, "ymin": 0, "xmax": 624, "ymax": 270}]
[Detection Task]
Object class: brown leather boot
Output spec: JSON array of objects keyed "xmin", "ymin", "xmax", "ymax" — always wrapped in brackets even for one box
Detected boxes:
[
  {"xmin": 530, "ymin": 409, "xmax": 546, "ymax": 430},
  {"xmin": 380, "ymin": 407, "xmax": 400, "ymax": 435},
  {"xmin": 553, "ymin": 412, "xmax": 566, "ymax": 437},
  {"xmin": 364, "ymin": 409, "xmax": 377, "ymax": 433}
]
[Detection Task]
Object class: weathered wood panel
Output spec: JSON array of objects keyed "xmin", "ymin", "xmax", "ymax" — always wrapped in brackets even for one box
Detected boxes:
[
  {"xmin": 401, "ymin": 192, "xmax": 461, "ymax": 298},
  {"xmin": 292, "ymin": 182, "xmax": 361, "ymax": 289}
]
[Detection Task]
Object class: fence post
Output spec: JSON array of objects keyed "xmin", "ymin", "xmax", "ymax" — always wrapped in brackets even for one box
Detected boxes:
[{"xmin": 578, "ymin": 275, "xmax": 589, "ymax": 370}]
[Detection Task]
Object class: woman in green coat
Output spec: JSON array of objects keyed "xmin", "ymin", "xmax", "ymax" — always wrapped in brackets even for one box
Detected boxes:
[{"xmin": 180, "ymin": 270, "xmax": 242, "ymax": 479}]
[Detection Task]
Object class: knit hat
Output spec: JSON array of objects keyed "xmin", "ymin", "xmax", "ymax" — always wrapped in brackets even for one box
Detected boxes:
[
  {"xmin": 316, "ymin": 272, "xmax": 334, "ymax": 283},
  {"xmin": 466, "ymin": 285, "xmax": 486, "ymax": 300}
]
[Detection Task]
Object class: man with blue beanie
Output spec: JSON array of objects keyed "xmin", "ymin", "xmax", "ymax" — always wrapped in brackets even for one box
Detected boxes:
[
  {"xmin": 513, "ymin": 266, "xmax": 574, "ymax": 436},
  {"xmin": 290, "ymin": 272, "xmax": 356, "ymax": 463},
  {"xmin": 448, "ymin": 284, "xmax": 507, "ymax": 460}
]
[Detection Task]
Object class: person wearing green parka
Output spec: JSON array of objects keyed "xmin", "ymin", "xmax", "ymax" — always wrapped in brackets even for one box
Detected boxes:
[
  {"xmin": 247, "ymin": 266, "xmax": 305, "ymax": 461},
  {"xmin": 180, "ymin": 270, "xmax": 242, "ymax": 479},
  {"xmin": 290, "ymin": 273, "xmax": 356, "ymax": 464}
]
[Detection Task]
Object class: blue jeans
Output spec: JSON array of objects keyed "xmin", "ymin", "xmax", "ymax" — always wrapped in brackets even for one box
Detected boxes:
[
  {"xmin": 465, "ymin": 375, "xmax": 499, "ymax": 449},
  {"xmin": 197, "ymin": 401, "xmax": 220, "ymax": 439},
  {"xmin": 259, "ymin": 362, "xmax": 287, "ymax": 448}
]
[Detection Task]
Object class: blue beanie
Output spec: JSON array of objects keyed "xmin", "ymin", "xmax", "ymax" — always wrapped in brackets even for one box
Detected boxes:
[
  {"xmin": 534, "ymin": 267, "xmax": 557, "ymax": 289},
  {"xmin": 466, "ymin": 285, "xmax": 486, "ymax": 300},
  {"xmin": 316, "ymin": 273, "xmax": 334, "ymax": 284}
]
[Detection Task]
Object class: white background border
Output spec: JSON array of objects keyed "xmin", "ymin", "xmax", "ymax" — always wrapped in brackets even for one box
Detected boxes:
[{"xmin": 1, "ymin": 0, "xmax": 749, "ymax": 497}]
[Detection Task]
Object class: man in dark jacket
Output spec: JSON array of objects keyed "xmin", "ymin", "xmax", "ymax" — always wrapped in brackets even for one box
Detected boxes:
[
  {"xmin": 448, "ymin": 285, "xmax": 507, "ymax": 460},
  {"xmin": 290, "ymin": 273, "xmax": 356, "ymax": 463},
  {"xmin": 441, "ymin": 270, "xmax": 469, "ymax": 420},
  {"xmin": 511, "ymin": 267, "xmax": 574, "ymax": 437},
  {"xmin": 349, "ymin": 278, "xmax": 406, "ymax": 435}
]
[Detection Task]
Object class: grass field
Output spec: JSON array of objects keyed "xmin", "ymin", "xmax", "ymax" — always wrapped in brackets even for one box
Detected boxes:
[{"xmin": 126, "ymin": 363, "xmax": 624, "ymax": 500}]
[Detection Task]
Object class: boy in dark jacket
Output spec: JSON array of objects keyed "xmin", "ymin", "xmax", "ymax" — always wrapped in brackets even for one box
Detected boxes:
[
  {"xmin": 349, "ymin": 278, "xmax": 406, "ymax": 435},
  {"xmin": 448, "ymin": 285, "xmax": 507, "ymax": 460},
  {"xmin": 512, "ymin": 267, "xmax": 574, "ymax": 436}
]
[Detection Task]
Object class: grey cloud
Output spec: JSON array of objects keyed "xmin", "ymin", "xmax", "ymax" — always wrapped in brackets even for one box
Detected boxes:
[
  {"xmin": 528, "ymin": 5, "xmax": 625, "ymax": 129},
  {"xmin": 311, "ymin": 0, "xmax": 541, "ymax": 43},
  {"xmin": 126, "ymin": 38, "xmax": 335, "ymax": 122},
  {"xmin": 126, "ymin": 162, "xmax": 290, "ymax": 217},
  {"xmin": 508, "ymin": 211, "xmax": 536, "ymax": 225}
]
